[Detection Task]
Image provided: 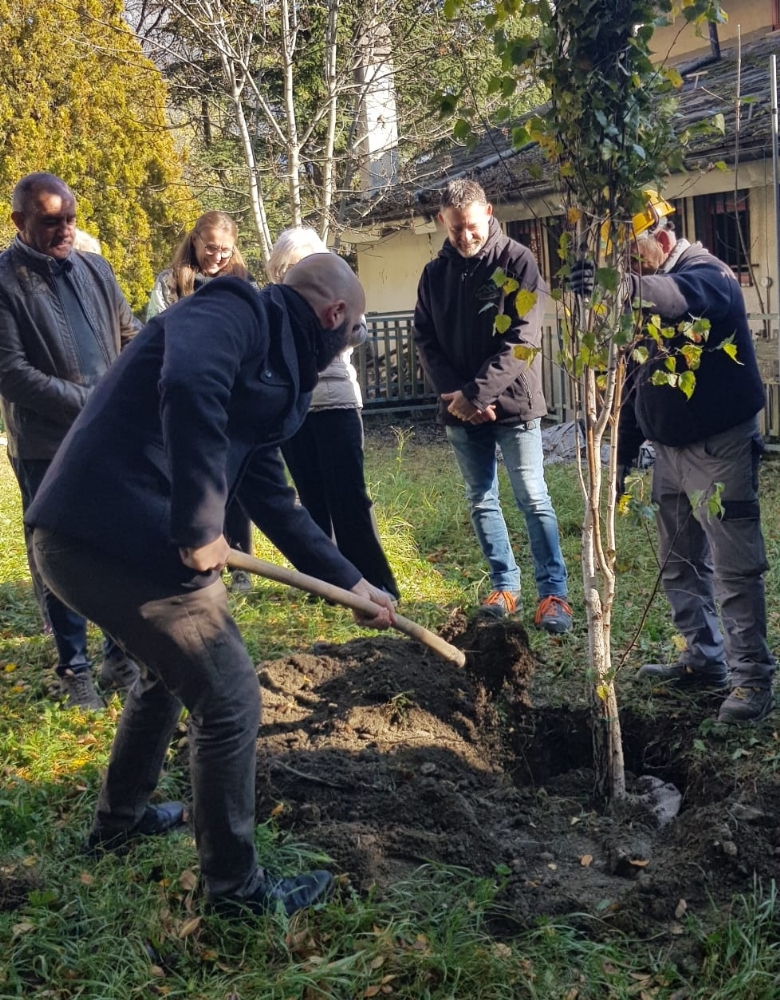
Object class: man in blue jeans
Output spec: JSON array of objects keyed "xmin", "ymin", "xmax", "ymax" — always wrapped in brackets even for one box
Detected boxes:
[{"xmin": 413, "ymin": 179, "xmax": 571, "ymax": 632}]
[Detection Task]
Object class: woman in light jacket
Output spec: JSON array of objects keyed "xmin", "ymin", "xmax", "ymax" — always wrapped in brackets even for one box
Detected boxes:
[{"xmin": 269, "ymin": 227, "xmax": 399, "ymax": 600}]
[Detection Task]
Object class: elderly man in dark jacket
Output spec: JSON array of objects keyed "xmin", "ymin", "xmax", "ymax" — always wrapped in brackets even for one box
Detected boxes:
[
  {"xmin": 0, "ymin": 172, "xmax": 140, "ymax": 709},
  {"xmin": 413, "ymin": 179, "xmax": 571, "ymax": 632},
  {"xmin": 573, "ymin": 192, "xmax": 774, "ymax": 724},
  {"xmin": 26, "ymin": 254, "xmax": 394, "ymax": 917}
]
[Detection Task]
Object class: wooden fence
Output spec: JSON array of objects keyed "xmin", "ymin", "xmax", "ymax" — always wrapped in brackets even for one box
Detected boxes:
[
  {"xmin": 359, "ymin": 311, "xmax": 573, "ymax": 419},
  {"xmin": 361, "ymin": 310, "xmax": 780, "ymax": 439}
]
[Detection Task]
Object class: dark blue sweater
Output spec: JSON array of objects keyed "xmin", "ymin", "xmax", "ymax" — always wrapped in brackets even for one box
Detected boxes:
[
  {"xmin": 618, "ymin": 242, "xmax": 765, "ymax": 463},
  {"xmin": 26, "ymin": 277, "xmax": 362, "ymax": 591}
]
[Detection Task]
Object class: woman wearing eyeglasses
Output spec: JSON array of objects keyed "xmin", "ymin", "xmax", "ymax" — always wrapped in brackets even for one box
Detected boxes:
[
  {"xmin": 146, "ymin": 211, "xmax": 249, "ymax": 319},
  {"xmin": 146, "ymin": 211, "xmax": 256, "ymax": 591}
]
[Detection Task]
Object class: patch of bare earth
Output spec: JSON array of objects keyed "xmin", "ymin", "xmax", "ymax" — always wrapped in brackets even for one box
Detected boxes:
[{"xmin": 255, "ymin": 615, "xmax": 780, "ymax": 947}]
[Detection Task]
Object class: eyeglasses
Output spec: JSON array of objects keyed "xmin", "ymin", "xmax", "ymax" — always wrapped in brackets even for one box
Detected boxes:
[{"xmin": 195, "ymin": 234, "xmax": 234, "ymax": 258}]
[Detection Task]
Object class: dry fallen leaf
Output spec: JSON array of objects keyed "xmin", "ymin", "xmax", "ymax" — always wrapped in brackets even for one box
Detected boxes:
[
  {"xmin": 363, "ymin": 987, "xmax": 381, "ymax": 998},
  {"xmin": 270, "ymin": 803, "xmax": 285, "ymax": 817},
  {"xmin": 179, "ymin": 916, "xmax": 202, "ymax": 938},
  {"xmin": 629, "ymin": 858, "xmax": 650, "ymax": 868},
  {"xmin": 79, "ymin": 871, "xmax": 94, "ymax": 885},
  {"xmin": 674, "ymin": 899, "xmax": 687, "ymax": 920},
  {"xmin": 369, "ymin": 955, "xmax": 386, "ymax": 970},
  {"xmin": 580, "ymin": 855, "xmax": 593, "ymax": 868},
  {"xmin": 179, "ymin": 869, "xmax": 198, "ymax": 892}
]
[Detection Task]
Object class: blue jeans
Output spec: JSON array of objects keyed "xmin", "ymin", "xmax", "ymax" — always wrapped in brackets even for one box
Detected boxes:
[
  {"xmin": 446, "ymin": 420, "xmax": 567, "ymax": 599},
  {"xmin": 10, "ymin": 456, "xmax": 122, "ymax": 674}
]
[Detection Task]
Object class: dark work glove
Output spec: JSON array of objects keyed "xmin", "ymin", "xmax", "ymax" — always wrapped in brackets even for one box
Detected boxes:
[{"xmin": 568, "ymin": 259, "xmax": 595, "ymax": 298}]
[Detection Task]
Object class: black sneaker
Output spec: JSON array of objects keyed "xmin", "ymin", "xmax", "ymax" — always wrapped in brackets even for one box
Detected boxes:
[
  {"xmin": 61, "ymin": 669, "xmax": 104, "ymax": 710},
  {"xmin": 637, "ymin": 660, "xmax": 729, "ymax": 689},
  {"xmin": 717, "ymin": 686, "xmax": 774, "ymax": 725},
  {"xmin": 85, "ymin": 801, "xmax": 187, "ymax": 854},
  {"xmin": 99, "ymin": 655, "xmax": 140, "ymax": 693},
  {"xmin": 211, "ymin": 869, "xmax": 333, "ymax": 918}
]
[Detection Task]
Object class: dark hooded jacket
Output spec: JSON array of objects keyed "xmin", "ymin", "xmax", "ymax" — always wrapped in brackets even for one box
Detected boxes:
[
  {"xmin": 26, "ymin": 277, "xmax": 362, "ymax": 592},
  {"xmin": 413, "ymin": 217, "xmax": 548, "ymax": 426},
  {"xmin": 618, "ymin": 241, "xmax": 765, "ymax": 464}
]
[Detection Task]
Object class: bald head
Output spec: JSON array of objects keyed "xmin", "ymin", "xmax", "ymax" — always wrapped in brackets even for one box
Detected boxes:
[
  {"xmin": 283, "ymin": 252, "xmax": 365, "ymax": 319},
  {"xmin": 11, "ymin": 173, "xmax": 77, "ymax": 261},
  {"xmin": 283, "ymin": 252, "xmax": 367, "ymax": 371}
]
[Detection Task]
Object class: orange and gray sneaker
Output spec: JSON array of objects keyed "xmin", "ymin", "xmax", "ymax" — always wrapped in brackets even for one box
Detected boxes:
[
  {"xmin": 535, "ymin": 595, "xmax": 573, "ymax": 634},
  {"xmin": 477, "ymin": 590, "xmax": 521, "ymax": 619}
]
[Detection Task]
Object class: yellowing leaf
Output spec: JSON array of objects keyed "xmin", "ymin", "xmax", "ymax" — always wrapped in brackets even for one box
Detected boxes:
[
  {"xmin": 722, "ymin": 342, "xmax": 742, "ymax": 364},
  {"xmin": 270, "ymin": 803, "xmax": 285, "ymax": 817},
  {"xmin": 567, "ymin": 207, "xmax": 582, "ymax": 225},
  {"xmin": 514, "ymin": 288, "xmax": 537, "ymax": 318},
  {"xmin": 493, "ymin": 313, "xmax": 511, "ymax": 335},
  {"xmin": 4, "ymin": 662, "xmax": 16, "ymax": 672}
]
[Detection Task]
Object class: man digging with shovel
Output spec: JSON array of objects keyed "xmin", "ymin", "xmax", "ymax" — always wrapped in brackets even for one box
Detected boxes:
[{"xmin": 26, "ymin": 253, "xmax": 395, "ymax": 918}]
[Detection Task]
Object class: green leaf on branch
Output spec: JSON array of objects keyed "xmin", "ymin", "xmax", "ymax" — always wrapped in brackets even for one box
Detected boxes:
[
  {"xmin": 511, "ymin": 126, "xmax": 531, "ymax": 148},
  {"xmin": 491, "ymin": 267, "xmax": 507, "ymax": 287},
  {"xmin": 678, "ymin": 370, "xmax": 696, "ymax": 399},
  {"xmin": 632, "ymin": 345, "xmax": 649, "ymax": 364},
  {"xmin": 453, "ymin": 118, "xmax": 472, "ymax": 140},
  {"xmin": 711, "ymin": 112, "xmax": 726, "ymax": 133},
  {"xmin": 722, "ymin": 341, "xmax": 742, "ymax": 364},
  {"xmin": 493, "ymin": 314, "xmax": 512, "ymax": 335},
  {"xmin": 664, "ymin": 356, "xmax": 676, "ymax": 372},
  {"xmin": 595, "ymin": 266, "xmax": 619, "ymax": 292},
  {"xmin": 650, "ymin": 370, "xmax": 674, "ymax": 388}
]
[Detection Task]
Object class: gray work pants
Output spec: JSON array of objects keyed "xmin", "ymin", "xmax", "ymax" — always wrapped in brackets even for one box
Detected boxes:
[
  {"xmin": 33, "ymin": 527, "xmax": 265, "ymax": 900},
  {"xmin": 651, "ymin": 417, "xmax": 775, "ymax": 689}
]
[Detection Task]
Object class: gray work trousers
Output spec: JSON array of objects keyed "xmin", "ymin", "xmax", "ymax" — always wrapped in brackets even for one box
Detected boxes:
[
  {"xmin": 33, "ymin": 527, "xmax": 265, "ymax": 901},
  {"xmin": 651, "ymin": 417, "xmax": 775, "ymax": 689}
]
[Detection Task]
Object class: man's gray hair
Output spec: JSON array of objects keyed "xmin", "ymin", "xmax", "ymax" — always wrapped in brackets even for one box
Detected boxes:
[
  {"xmin": 12, "ymin": 172, "xmax": 74, "ymax": 214},
  {"xmin": 268, "ymin": 226, "xmax": 329, "ymax": 284},
  {"xmin": 440, "ymin": 179, "xmax": 488, "ymax": 212}
]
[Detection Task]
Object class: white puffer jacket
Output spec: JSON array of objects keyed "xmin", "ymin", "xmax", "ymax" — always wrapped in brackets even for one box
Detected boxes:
[{"xmin": 310, "ymin": 349, "xmax": 362, "ymax": 410}]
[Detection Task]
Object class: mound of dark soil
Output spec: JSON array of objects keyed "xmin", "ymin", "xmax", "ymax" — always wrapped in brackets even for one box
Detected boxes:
[{"xmin": 256, "ymin": 617, "xmax": 780, "ymax": 943}]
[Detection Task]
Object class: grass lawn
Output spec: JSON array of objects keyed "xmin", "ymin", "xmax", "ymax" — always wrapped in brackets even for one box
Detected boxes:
[{"xmin": 0, "ymin": 420, "xmax": 778, "ymax": 999}]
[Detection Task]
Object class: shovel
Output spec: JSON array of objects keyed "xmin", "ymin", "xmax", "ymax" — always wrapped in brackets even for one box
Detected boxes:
[{"xmin": 226, "ymin": 548, "xmax": 466, "ymax": 668}]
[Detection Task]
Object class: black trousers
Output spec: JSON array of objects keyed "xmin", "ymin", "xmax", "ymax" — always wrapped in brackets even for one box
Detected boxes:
[
  {"xmin": 281, "ymin": 408, "xmax": 399, "ymax": 599},
  {"xmin": 224, "ymin": 498, "xmax": 253, "ymax": 557}
]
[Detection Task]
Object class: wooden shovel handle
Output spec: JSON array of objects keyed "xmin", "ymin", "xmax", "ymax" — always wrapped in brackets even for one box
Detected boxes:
[{"xmin": 226, "ymin": 549, "xmax": 466, "ymax": 668}]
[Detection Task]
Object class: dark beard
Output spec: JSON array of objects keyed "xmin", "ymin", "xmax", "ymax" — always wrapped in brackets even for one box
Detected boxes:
[{"xmin": 316, "ymin": 319, "xmax": 349, "ymax": 371}]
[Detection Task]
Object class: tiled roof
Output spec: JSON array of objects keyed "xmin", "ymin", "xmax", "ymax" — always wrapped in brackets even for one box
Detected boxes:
[{"xmin": 346, "ymin": 30, "xmax": 780, "ymax": 228}]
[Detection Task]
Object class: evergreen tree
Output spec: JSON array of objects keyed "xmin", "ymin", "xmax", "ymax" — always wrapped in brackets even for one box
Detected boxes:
[{"xmin": 0, "ymin": 0, "xmax": 194, "ymax": 309}]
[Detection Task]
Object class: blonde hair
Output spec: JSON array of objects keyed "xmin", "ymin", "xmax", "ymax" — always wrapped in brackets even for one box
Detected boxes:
[
  {"xmin": 168, "ymin": 211, "xmax": 248, "ymax": 298},
  {"xmin": 267, "ymin": 226, "xmax": 328, "ymax": 284}
]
